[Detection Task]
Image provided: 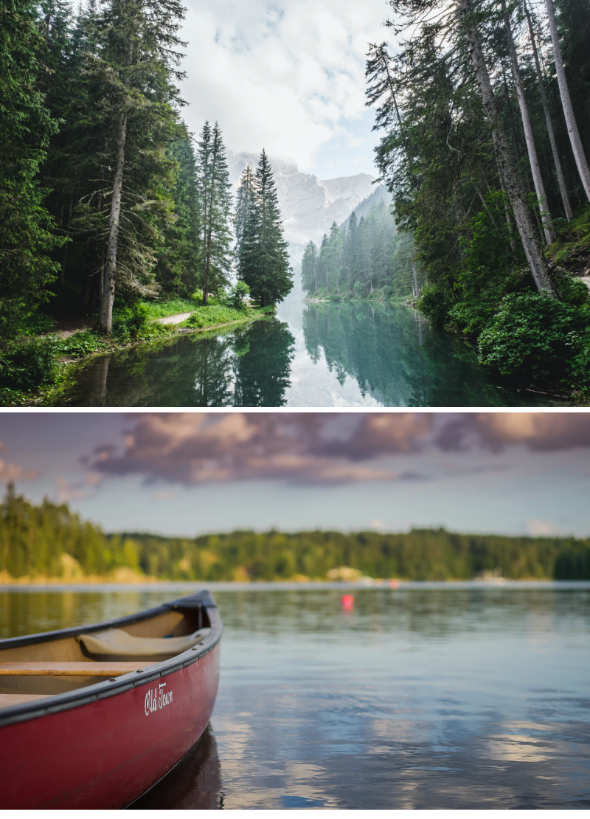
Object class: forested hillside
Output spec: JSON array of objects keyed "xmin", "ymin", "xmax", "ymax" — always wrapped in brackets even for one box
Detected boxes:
[
  {"xmin": 1, "ymin": 487, "xmax": 589, "ymax": 581},
  {"xmin": 366, "ymin": 0, "xmax": 590, "ymax": 397},
  {"xmin": 301, "ymin": 191, "xmax": 419, "ymax": 299},
  {"xmin": 0, "ymin": 0, "xmax": 292, "ymax": 398}
]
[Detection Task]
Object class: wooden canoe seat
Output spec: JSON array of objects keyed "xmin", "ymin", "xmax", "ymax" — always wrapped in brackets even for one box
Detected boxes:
[
  {"xmin": 77, "ymin": 627, "xmax": 209, "ymax": 659},
  {"xmin": 0, "ymin": 661, "xmax": 145, "ymax": 677}
]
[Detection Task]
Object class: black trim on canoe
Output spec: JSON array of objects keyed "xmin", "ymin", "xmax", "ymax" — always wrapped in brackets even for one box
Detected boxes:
[{"xmin": 0, "ymin": 591, "xmax": 222, "ymax": 728}]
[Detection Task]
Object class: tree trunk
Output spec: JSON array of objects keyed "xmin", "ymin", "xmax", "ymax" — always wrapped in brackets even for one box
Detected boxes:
[
  {"xmin": 100, "ymin": 111, "xmax": 128, "ymax": 333},
  {"xmin": 503, "ymin": 0, "xmax": 555, "ymax": 244},
  {"xmin": 456, "ymin": 0, "xmax": 554, "ymax": 294},
  {"xmin": 411, "ymin": 262, "xmax": 419, "ymax": 298},
  {"xmin": 544, "ymin": 0, "xmax": 590, "ymax": 202},
  {"xmin": 524, "ymin": 0, "xmax": 573, "ymax": 220}
]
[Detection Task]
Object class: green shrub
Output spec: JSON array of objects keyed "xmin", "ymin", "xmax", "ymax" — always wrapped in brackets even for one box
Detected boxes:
[
  {"xmin": 552, "ymin": 269, "xmax": 589, "ymax": 306},
  {"xmin": 58, "ymin": 330, "xmax": 107, "ymax": 358},
  {"xmin": 226, "ymin": 281, "xmax": 250, "ymax": 310},
  {"xmin": 418, "ymin": 284, "xmax": 451, "ymax": 329},
  {"xmin": 478, "ymin": 292, "xmax": 586, "ymax": 389},
  {"xmin": 112, "ymin": 302, "xmax": 149, "ymax": 340},
  {"xmin": 0, "ymin": 337, "xmax": 58, "ymax": 390}
]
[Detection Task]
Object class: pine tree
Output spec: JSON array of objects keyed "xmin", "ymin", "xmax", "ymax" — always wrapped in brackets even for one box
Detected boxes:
[
  {"xmin": 94, "ymin": 0, "xmax": 187, "ymax": 332},
  {"xmin": 544, "ymin": 0, "xmax": 590, "ymax": 202},
  {"xmin": 301, "ymin": 241, "xmax": 318, "ymax": 293},
  {"xmin": 156, "ymin": 123, "xmax": 201, "ymax": 296},
  {"xmin": 0, "ymin": 0, "xmax": 62, "ymax": 339},
  {"xmin": 234, "ymin": 165, "xmax": 257, "ymax": 282},
  {"xmin": 197, "ymin": 121, "xmax": 233, "ymax": 303},
  {"xmin": 241, "ymin": 149, "xmax": 292, "ymax": 307}
]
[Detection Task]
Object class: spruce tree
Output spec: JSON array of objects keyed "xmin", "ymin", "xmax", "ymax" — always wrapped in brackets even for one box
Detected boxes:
[
  {"xmin": 241, "ymin": 149, "xmax": 292, "ymax": 307},
  {"xmin": 0, "ymin": 0, "xmax": 62, "ymax": 339},
  {"xmin": 93, "ymin": 0, "xmax": 187, "ymax": 332},
  {"xmin": 301, "ymin": 241, "xmax": 318, "ymax": 293},
  {"xmin": 234, "ymin": 165, "xmax": 256, "ymax": 280},
  {"xmin": 156, "ymin": 123, "xmax": 201, "ymax": 296},
  {"xmin": 197, "ymin": 121, "xmax": 233, "ymax": 303}
]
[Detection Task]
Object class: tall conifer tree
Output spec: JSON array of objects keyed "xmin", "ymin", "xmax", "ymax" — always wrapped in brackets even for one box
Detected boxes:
[
  {"xmin": 241, "ymin": 149, "xmax": 292, "ymax": 307},
  {"xmin": 0, "ymin": 0, "xmax": 61, "ymax": 338},
  {"xmin": 197, "ymin": 121, "xmax": 233, "ymax": 303}
]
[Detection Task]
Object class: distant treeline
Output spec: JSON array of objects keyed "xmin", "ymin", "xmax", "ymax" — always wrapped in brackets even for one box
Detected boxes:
[
  {"xmin": 301, "ymin": 199, "xmax": 419, "ymax": 300},
  {"xmin": 1, "ymin": 486, "xmax": 589, "ymax": 581}
]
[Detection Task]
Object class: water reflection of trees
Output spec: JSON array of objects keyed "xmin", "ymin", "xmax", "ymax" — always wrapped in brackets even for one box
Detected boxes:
[
  {"xmin": 62, "ymin": 319, "xmax": 294, "ymax": 407},
  {"xmin": 302, "ymin": 302, "xmax": 523, "ymax": 406},
  {"xmin": 233, "ymin": 320, "xmax": 295, "ymax": 406}
]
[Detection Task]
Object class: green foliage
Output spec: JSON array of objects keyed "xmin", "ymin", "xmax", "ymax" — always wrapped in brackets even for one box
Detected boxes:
[
  {"xmin": 237, "ymin": 150, "xmax": 293, "ymax": 307},
  {"xmin": 184, "ymin": 304, "xmax": 255, "ymax": 329},
  {"xmin": 227, "ymin": 281, "xmax": 250, "ymax": 310},
  {"xmin": 302, "ymin": 197, "xmax": 419, "ymax": 299},
  {"xmin": 417, "ymin": 284, "xmax": 452, "ymax": 330},
  {"xmin": 112, "ymin": 303, "xmax": 150, "ymax": 341},
  {"xmin": 2, "ymin": 488, "xmax": 590, "ymax": 581},
  {"xmin": 366, "ymin": 1, "xmax": 590, "ymax": 397},
  {"xmin": 140, "ymin": 298, "xmax": 200, "ymax": 320},
  {"xmin": 197, "ymin": 121, "xmax": 233, "ymax": 303},
  {"xmin": 57, "ymin": 330, "xmax": 109, "ymax": 359},
  {"xmin": 0, "ymin": 0, "xmax": 63, "ymax": 341},
  {"xmin": 478, "ymin": 293, "xmax": 589, "ymax": 389},
  {"xmin": 0, "ymin": 338, "xmax": 58, "ymax": 391}
]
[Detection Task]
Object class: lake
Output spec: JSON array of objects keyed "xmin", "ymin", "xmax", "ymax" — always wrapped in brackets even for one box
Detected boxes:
[
  {"xmin": 56, "ymin": 286, "xmax": 544, "ymax": 406},
  {"xmin": 2, "ymin": 583, "xmax": 589, "ymax": 808}
]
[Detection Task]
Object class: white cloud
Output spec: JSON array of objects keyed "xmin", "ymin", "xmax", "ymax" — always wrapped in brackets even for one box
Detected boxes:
[{"xmin": 180, "ymin": 0, "xmax": 388, "ymax": 171}]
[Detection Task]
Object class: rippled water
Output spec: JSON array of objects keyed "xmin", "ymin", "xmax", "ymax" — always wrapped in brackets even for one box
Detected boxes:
[
  {"xmin": 2, "ymin": 584, "xmax": 589, "ymax": 808},
  {"xmin": 57, "ymin": 293, "xmax": 544, "ymax": 406}
]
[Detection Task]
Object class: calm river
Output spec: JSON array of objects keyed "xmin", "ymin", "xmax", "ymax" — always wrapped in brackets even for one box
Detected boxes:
[
  {"xmin": 57, "ymin": 284, "xmax": 544, "ymax": 407},
  {"xmin": 2, "ymin": 583, "xmax": 589, "ymax": 808}
]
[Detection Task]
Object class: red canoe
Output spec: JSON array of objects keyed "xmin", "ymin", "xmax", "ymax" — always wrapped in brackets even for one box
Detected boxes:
[{"xmin": 0, "ymin": 591, "xmax": 222, "ymax": 808}]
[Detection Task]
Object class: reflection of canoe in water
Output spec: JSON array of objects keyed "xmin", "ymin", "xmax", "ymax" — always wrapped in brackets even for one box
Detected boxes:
[
  {"xmin": 0, "ymin": 591, "xmax": 222, "ymax": 808},
  {"xmin": 133, "ymin": 726, "xmax": 222, "ymax": 809}
]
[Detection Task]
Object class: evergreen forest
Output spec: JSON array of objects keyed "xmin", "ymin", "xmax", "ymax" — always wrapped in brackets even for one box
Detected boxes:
[
  {"xmin": 302, "ymin": 196, "xmax": 419, "ymax": 299},
  {"xmin": 362, "ymin": 0, "xmax": 590, "ymax": 397},
  {"xmin": 0, "ymin": 0, "xmax": 292, "ymax": 401},
  {"xmin": 1, "ymin": 486, "xmax": 589, "ymax": 582}
]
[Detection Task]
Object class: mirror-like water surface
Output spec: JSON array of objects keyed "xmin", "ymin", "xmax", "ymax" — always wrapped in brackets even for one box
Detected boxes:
[
  {"xmin": 2, "ymin": 584, "xmax": 589, "ymax": 808},
  {"xmin": 58, "ymin": 292, "xmax": 546, "ymax": 406}
]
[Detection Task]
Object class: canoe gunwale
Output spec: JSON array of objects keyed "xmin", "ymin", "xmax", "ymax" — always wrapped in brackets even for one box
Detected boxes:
[{"xmin": 0, "ymin": 591, "xmax": 222, "ymax": 728}]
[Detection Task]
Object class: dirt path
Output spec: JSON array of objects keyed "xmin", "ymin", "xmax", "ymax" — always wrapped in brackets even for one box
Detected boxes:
[{"xmin": 155, "ymin": 312, "xmax": 193, "ymax": 325}]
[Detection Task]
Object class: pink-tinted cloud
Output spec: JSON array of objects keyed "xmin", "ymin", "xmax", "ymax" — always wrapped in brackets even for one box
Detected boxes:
[
  {"xmin": 0, "ymin": 444, "xmax": 39, "ymax": 482},
  {"xmin": 85, "ymin": 413, "xmax": 434, "ymax": 486},
  {"xmin": 55, "ymin": 472, "xmax": 103, "ymax": 503},
  {"xmin": 436, "ymin": 413, "xmax": 590, "ymax": 452},
  {"xmin": 82, "ymin": 412, "xmax": 590, "ymax": 489}
]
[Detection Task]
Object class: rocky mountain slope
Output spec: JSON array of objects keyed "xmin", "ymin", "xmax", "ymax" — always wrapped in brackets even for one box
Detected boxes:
[{"xmin": 228, "ymin": 152, "xmax": 376, "ymax": 250}]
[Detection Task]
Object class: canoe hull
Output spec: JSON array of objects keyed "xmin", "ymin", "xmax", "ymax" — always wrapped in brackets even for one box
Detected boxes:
[{"xmin": 0, "ymin": 642, "xmax": 220, "ymax": 808}]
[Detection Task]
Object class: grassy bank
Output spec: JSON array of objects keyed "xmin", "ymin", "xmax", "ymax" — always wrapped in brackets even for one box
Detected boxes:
[{"xmin": 0, "ymin": 299, "xmax": 271, "ymax": 406}]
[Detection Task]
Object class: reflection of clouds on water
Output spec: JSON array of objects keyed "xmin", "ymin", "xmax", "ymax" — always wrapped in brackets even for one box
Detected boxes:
[{"xmin": 4, "ymin": 587, "xmax": 590, "ymax": 808}]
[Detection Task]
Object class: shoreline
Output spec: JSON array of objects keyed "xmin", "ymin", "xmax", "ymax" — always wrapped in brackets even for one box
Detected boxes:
[
  {"xmin": 0, "ymin": 575, "xmax": 575, "ymax": 588},
  {"xmin": 303, "ymin": 293, "xmax": 571, "ymax": 404},
  {"xmin": 14, "ymin": 308, "xmax": 271, "ymax": 406}
]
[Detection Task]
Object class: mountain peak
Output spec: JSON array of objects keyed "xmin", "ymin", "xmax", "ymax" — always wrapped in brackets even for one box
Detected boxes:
[{"xmin": 227, "ymin": 150, "xmax": 376, "ymax": 247}]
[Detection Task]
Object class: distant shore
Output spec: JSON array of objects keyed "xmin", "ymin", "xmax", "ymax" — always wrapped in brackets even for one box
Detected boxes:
[{"xmin": 0, "ymin": 572, "xmax": 565, "ymax": 588}]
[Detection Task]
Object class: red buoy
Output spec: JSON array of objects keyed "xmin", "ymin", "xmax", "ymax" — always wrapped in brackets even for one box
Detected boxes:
[
  {"xmin": 340, "ymin": 593, "xmax": 355, "ymax": 611},
  {"xmin": 389, "ymin": 578, "xmax": 399, "ymax": 590}
]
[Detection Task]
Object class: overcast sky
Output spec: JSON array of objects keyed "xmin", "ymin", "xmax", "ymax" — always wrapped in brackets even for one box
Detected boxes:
[
  {"xmin": 1, "ymin": 412, "xmax": 589, "ymax": 539},
  {"xmin": 178, "ymin": 0, "xmax": 390, "ymax": 178}
]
